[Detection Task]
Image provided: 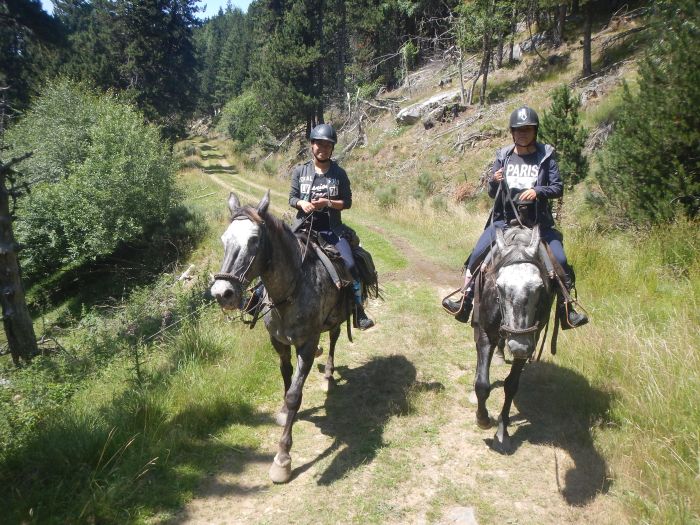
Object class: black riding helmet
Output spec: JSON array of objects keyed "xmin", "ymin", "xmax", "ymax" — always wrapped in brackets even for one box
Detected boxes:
[
  {"xmin": 509, "ymin": 106, "xmax": 539, "ymax": 129},
  {"xmin": 309, "ymin": 123, "xmax": 337, "ymax": 144}
]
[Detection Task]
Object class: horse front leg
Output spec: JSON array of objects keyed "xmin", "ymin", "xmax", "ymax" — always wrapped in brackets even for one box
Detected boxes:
[
  {"xmin": 322, "ymin": 325, "xmax": 341, "ymax": 391},
  {"xmin": 271, "ymin": 338, "xmax": 293, "ymax": 427},
  {"xmin": 494, "ymin": 357, "xmax": 527, "ymax": 454},
  {"xmin": 269, "ymin": 336, "xmax": 319, "ymax": 484},
  {"xmin": 474, "ymin": 329, "xmax": 495, "ymax": 429}
]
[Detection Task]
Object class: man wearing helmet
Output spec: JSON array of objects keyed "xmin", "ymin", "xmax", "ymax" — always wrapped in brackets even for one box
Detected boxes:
[
  {"xmin": 289, "ymin": 123, "xmax": 375, "ymax": 330},
  {"xmin": 443, "ymin": 106, "xmax": 588, "ymax": 330}
]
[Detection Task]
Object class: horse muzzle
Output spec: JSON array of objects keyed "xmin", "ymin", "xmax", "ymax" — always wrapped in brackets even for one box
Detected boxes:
[
  {"xmin": 210, "ymin": 279, "xmax": 244, "ymax": 310},
  {"xmin": 505, "ymin": 334, "xmax": 535, "ymax": 360}
]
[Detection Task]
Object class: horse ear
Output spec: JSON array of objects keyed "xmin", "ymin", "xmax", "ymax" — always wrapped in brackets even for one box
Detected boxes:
[
  {"xmin": 228, "ymin": 192, "xmax": 240, "ymax": 216},
  {"xmin": 257, "ymin": 190, "xmax": 270, "ymax": 215},
  {"xmin": 495, "ymin": 227, "xmax": 506, "ymax": 252}
]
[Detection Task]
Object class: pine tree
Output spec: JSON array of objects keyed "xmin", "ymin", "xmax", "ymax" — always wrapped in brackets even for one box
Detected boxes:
[
  {"xmin": 598, "ymin": 0, "xmax": 700, "ymax": 222},
  {"xmin": 539, "ymin": 84, "xmax": 588, "ymax": 188},
  {"xmin": 0, "ymin": 0, "xmax": 64, "ymax": 109}
]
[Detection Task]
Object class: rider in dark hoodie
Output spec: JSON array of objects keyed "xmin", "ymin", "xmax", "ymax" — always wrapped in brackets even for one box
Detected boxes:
[
  {"xmin": 289, "ymin": 123, "xmax": 375, "ymax": 330},
  {"xmin": 443, "ymin": 106, "xmax": 588, "ymax": 330}
]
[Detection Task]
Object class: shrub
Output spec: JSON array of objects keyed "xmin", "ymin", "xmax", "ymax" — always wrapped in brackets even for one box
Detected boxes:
[
  {"xmin": 375, "ymin": 185, "xmax": 398, "ymax": 208},
  {"xmin": 8, "ymin": 80, "xmax": 177, "ymax": 277},
  {"xmin": 413, "ymin": 172, "xmax": 436, "ymax": 201},
  {"xmin": 217, "ymin": 91, "xmax": 265, "ymax": 150},
  {"xmin": 539, "ymin": 84, "xmax": 588, "ymax": 188}
]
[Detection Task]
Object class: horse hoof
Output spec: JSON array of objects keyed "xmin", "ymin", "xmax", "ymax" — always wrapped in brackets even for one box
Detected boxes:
[
  {"xmin": 476, "ymin": 416, "xmax": 493, "ymax": 430},
  {"xmin": 269, "ymin": 454, "xmax": 292, "ymax": 483},
  {"xmin": 321, "ymin": 376, "xmax": 334, "ymax": 392},
  {"xmin": 493, "ymin": 432, "xmax": 512, "ymax": 454},
  {"xmin": 315, "ymin": 346, "xmax": 323, "ymax": 358},
  {"xmin": 468, "ymin": 391, "xmax": 478, "ymax": 405},
  {"xmin": 275, "ymin": 411, "xmax": 288, "ymax": 427}
]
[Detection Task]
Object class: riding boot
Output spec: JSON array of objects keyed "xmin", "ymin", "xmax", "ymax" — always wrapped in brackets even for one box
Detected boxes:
[
  {"xmin": 442, "ymin": 286, "xmax": 474, "ymax": 323},
  {"xmin": 558, "ymin": 274, "xmax": 588, "ymax": 330},
  {"xmin": 353, "ymin": 279, "xmax": 375, "ymax": 330}
]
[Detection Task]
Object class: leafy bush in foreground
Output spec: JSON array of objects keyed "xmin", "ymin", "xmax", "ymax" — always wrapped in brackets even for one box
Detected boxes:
[{"xmin": 8, "ymin": 80, "xmax": 177, "ymax": 276}]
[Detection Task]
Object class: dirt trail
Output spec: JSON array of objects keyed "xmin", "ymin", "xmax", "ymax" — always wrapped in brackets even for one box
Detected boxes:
[{"xmin": 173, "ymin": 143, "xmax": 621, "ymax": 525}]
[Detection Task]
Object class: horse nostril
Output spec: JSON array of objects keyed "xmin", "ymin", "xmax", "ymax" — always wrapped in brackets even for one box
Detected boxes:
[{"xmin": 223, "ymin": 289, "xmax": 233, "ymax": 299}]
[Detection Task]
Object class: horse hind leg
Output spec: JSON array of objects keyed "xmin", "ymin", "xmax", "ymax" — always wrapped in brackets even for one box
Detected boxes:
[
  {"xmin": 493, "ymin": 338, "xmax": 506, "ymax": 366},
  {"xmin": 493, "ymin": 358, "xmax": 526, "ymax": 454},
  {"xmin": 270, "ymin": 337, "xmax": 319, "ymax": 483},
  {"xmin": 322, "ymin": 326, "xmax": 341, "ymax": 392}
]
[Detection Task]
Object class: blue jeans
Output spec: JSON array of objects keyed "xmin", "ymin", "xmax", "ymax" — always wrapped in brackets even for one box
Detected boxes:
[
  {"xmin": 319, "ymin": 231, "xmax": 356, "ymax": 276},
  {"xmin": 467, "ymin": 221, "xmax": 569, "ymax": 277}
]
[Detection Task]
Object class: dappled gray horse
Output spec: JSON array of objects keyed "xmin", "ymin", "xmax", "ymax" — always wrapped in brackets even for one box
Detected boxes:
[
  {"xmin": 210, "ymin": 191, "xmax": 353, "ymax": 483},
  {"xmin": 472, "ymin": 225, "xmax": 554, "ymax": 452}
]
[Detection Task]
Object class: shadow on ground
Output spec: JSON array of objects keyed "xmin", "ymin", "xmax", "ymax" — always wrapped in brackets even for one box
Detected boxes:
[
  {"xmin": 294, "ymin": 354, "xmax": 434, "ymax": 485},
  {"xmin": 488, "ymin": 360, "xmax": 614, "ymax": 506}
]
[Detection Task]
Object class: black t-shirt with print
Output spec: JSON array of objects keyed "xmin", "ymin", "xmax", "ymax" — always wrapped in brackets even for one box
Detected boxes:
[{"xmin": 309, "ymin": 174, "xmax": 337, "ymax": 231}]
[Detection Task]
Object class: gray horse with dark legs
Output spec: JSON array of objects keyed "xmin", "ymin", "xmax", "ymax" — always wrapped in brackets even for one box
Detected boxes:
[
  {"xmin": 472, "ymin": 225, "xmax": 554, "ymax": 453},
  {"xmin": 210, "ymin": 191, "xmax": 353, "ymax": 483}
]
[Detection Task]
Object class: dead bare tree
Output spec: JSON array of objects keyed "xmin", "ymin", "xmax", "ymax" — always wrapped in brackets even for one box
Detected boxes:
[{"xmin": 0, "ymin": 89, "xmax": 38, "ymax": 365}]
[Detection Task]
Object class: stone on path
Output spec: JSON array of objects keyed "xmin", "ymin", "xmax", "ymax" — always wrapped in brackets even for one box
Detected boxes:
[{"xmin": 442, "ymin": 506, "xmax": 478, "ymax": 525}]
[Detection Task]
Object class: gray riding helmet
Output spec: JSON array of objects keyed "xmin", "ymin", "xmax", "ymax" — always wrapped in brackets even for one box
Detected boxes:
[
  {"xmin": 309, "ymin": 123, "xmax": 337, "ymax": 144},
  {"xmin": 509, "ymin": 106, "xmax": 539, "ymax": 129}
]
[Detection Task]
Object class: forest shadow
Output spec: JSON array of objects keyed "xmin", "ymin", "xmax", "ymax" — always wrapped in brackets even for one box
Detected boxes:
[
  {"xmin": 489, "ymin": 360, "xmax": 614, "ymax": 506},
  {"xmin": 294, "ymin": 355, "xmax": 439, "ymax": 485},
  {"xmin": 486, "ymin": 53, "xmax": 572, "ymax": 104},
  {"xmin": 202, "ymin": 165, "xmax": 237, "ymax": 174}
]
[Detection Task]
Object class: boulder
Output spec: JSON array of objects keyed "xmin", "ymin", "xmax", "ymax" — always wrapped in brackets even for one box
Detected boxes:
[{"xmin": 396, "ymin": 89, "xmax": 461, "ymax": 126}]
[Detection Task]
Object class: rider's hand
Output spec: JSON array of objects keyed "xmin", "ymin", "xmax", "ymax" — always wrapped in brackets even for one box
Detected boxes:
[
  {"xmin": 519, "ymin": 188, "xmax": 537, "ymax": 201},
  {"xmin": 298, "ymin": 200, "xmax": 315, "ymax": 213},
  {"xmin": 492, "ymin": 168, "xmax": 504, "ymax": 183},
  {"xmin": 311, "ymin": 197, "xmax": 330, "ymax": 210}
]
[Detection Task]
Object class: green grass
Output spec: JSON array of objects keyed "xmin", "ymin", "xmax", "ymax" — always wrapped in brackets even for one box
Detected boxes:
[{"xmin": 0, "ymin": 307, "xmax": 279, "ymax": 524}]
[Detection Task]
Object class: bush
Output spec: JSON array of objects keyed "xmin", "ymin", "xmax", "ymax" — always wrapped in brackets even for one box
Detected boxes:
[
  {"xmin": 375, "ymin": 185, "xmax": 398, "ymax": 208},
  {"xmin": 539, "ymin": 84, "xmax": 588, "ymax": 188},
  {"xmin": 413, "ymin": 172, "xmax": 436, "ymax": 201},
  {"xmin": 217, "ymin": 90, "xmax": 265, "ymax": 150},
  {"xmin": 8, "ymin": 80, "xmax": 177, "ymax": 277}
]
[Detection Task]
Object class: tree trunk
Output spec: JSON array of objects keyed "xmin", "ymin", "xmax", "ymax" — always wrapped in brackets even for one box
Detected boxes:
[
  {"xmin": 336, "ymin": 0, "xmax": 346, "ymax": 98},
  {"xmin": 458, "ymin": 49, "xmax": 466, "ymax": 106},
  {"xmin": 496, "ymin": 33, "xmax": 504, "ymax": 68},
  {"xmin": 555, "ymin": 4, "xmax": 566, "ymax": 47},
  {"xmin": 479, "ymin": 26, "xmax": 493, "ymax": 106},
  {"xmin": 582, "ymin": 0, "xmax": 593, "ymax": 76},
  {"xmin": 0, "ymin": 170, "xmax": 38, "ymax": 365},
  {"xmin": 509, "ymin": 5, "xmax": 517, "ymax": 62}
]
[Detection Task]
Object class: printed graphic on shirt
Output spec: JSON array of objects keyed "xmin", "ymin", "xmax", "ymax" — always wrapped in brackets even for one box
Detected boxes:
[
  {"xmin": 505, "ymin": 152, "xmax": 539, "ymax": 191},
  {"xmin": 310, "ymin": 176, "xmax": 339, "ymax": 200}
]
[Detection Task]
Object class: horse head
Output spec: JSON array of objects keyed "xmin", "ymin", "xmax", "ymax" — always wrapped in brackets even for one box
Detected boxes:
[
  {"xmin": 210, "ymin": 191, "xmax": 270, "ymax": 310},
  {"xmin": 492, "ymin": 225, "xmax": 548, "ymax": 359}
]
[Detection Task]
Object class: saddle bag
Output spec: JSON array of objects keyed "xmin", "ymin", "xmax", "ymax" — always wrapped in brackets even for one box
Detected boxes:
[{"xmin": 352, "ymin": 245, "xmax": 380, "ymax": 299}]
